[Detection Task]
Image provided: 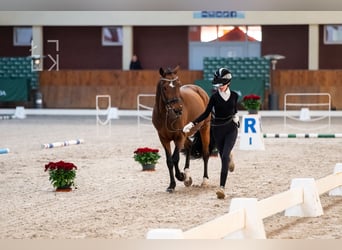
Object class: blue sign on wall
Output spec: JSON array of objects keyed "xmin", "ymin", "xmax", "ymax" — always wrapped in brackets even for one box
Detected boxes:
[{"xmin": 193, "ymin": 11, "xmax": 245, "ymax": 19}]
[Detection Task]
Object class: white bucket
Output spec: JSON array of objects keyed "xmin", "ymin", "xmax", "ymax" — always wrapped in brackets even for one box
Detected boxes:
[
  {"xmin": 299, "ymin": 108, "xmax": 311, "ymax": 121},
  {"xmin": 14, "ymin": 106, "xmax": 26, "ymax": 119}
]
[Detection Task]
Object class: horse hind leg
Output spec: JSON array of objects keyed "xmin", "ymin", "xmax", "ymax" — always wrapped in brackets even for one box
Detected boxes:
[
  {"xmin": 199, "ymin": 125, "xmax": 211, "ymax": 187},
  {"xmin": 182, "ymin": 137, "xmax": 193, "ymax": 187},
  {"xmin": 183, "ymin": 150, "xmax": 193, "ymax": 187}
]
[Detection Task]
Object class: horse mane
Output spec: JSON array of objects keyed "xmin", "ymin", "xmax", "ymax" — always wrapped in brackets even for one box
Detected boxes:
[{"xmin": 155, "ymin": 78, "xmax": 164, "ymax": 112}]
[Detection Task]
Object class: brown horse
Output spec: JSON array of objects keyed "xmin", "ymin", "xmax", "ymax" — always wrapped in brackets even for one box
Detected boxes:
[{"xmin": 152, "ymin": 65, "xmax": 211, "ymax": 192}]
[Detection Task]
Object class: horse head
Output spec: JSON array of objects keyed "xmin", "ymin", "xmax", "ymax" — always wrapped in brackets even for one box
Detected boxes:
[{"xmin": 158, "ymin": 65, "xmax": 183, "ymax": 117}]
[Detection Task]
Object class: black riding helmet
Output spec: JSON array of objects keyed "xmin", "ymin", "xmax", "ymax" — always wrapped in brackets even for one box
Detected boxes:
[{"xmin": 212, "ymin": 68, "xmax": 232, "ymax": 87}]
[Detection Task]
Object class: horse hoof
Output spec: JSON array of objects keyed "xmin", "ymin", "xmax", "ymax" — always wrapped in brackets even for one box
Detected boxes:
[
  {"xmin": 176, "ymin": 172, "xmax": 185, "ymax": 181},
  {"xmin": 184, "ymin": 177, "xmax": 192, "ymax": 187}
]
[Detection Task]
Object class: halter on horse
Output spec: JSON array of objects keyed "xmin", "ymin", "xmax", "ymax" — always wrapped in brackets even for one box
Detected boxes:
[{"xmin": 152, "ymin": 65, "xmax": 212, "ymax": 192}]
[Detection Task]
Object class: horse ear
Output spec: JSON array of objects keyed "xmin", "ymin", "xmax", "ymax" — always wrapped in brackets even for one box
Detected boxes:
[
  {"xmin": 173, "ymin": 65, "xmax": 180, "ymax": 74},
  {"xmin": 159, "ymin": 67, "xmax": 165, "ymax": 77}
]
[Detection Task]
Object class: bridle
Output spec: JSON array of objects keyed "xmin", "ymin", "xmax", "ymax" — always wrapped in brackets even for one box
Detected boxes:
[
  {"xmin": 159, "ymin": 76, "xmax": 183, "ymax": 115},
  {"xmin": 159, "ymin": 76, "xmax": 184, "ymax": 131},
  {"xmin": 158, "ymin": 74, "xmax": 211, "ymax": 133}
]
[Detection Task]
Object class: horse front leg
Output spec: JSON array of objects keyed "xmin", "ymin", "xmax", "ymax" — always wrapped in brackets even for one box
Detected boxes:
[
  {"xmin": 161, "ymin": 143, "xmax": 177, "ymax": 193},
  {"xmin": 172, "ymin": 146, "xmax": 185, "ymax": 182},
  {"xmin": 165, "ymin": 150, "xmax": 176, "ymax": 192},
  {"xmin": 200, "ymin": 127, "xmax": 211, "ymax": 187}
]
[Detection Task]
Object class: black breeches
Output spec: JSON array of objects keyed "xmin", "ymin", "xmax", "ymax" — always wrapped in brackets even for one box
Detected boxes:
[{"xmin": 212, "ymin": 123, "xmax": 238, "ymax": 187}]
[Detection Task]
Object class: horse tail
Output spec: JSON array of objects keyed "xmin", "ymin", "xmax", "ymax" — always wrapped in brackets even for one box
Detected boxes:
[{"xmin": 190, "ymin": 128, "xmax": 216, "ymax": 159}]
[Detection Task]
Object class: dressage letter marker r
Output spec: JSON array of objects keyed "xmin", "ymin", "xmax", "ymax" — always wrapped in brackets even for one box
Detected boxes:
[
  {"xmin": 244, "ymin": 118, "xmax": 256, "ymax": 133},
  {"xmin": 239, "ymin": 115, "xmax": 265, "ymax": 151}
]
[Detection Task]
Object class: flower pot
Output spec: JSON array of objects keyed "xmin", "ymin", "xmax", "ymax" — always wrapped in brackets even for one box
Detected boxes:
[
  {"xmin": 248, "ymin": 109, "xmax": 258, "ymax": 114},
  {"xmin": 142, "ymin": 164, "xmax": 156, "ymax": 171},
  {"xmin": 45, "ymin": 161, "xmax": 77, "ymax": 192},
  {"xmin": 55, "ymin": 185, "xmax": 72, "ymax": 192}
]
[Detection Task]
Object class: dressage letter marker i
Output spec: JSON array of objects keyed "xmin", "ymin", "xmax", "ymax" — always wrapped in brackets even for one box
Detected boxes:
[{"xmin": 239, "ymin": 114, "xmax": 265, "ymax": 150}]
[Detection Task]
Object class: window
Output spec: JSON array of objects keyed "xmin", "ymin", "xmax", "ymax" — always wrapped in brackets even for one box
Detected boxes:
[
  {"xmin": 189, "ymin": 25, "xmax": 262, "ymax": 42},
  {"xmin": 102, "ymin": 26, "xmax": 123, "ymax": 46},
  {"xmin": 13, "ymin": 27, "xmax": 32, "ymax": 46},
  {"xmin": 324, "ymin": 25, "xmax": 342, "ymax": 44}
]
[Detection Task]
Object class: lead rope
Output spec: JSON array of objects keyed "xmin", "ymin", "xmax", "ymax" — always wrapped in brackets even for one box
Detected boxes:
[{"xmin": 165, "ymin": 108, "xmax": 183, "ymax": 132}]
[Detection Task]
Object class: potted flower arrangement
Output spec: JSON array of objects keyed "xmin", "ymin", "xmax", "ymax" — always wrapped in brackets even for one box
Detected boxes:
[
  {"xmin": 241, "ymin": 94, "xmax": 262, "ymax": 114},
  {"xmin": 133, "ymin": 147, "xmax": 161, "ymax": 171},
  {"xmin": 44, "ymin": 160, "xmax": 77, "ymax": 191}
]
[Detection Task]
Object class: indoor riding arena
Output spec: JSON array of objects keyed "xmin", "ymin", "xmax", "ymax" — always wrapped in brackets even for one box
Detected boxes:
[
  {"xmin": 0, "ymin": 113, "xmax": 341, "ymax": 239},
  {"xmin": 1, "ymin": 8, "xmax": 342, "ymax": 242}
]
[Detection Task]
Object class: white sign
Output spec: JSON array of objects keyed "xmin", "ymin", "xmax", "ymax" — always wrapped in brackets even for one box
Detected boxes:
[{"xmin": 239, "ymin": 114, "xmax": 265, "ymax": 150}]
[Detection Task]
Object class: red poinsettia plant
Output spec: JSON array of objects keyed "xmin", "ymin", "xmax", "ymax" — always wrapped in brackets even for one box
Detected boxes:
[
  {"xmin": 241, "ymin": 94, "xmax": 262, "ymax": 111},
  {"xmin": 133, "ymin": 147, "xmax": 161, "ymax": 165},
  {"xmin": 44, "ymin": 161, "xmax": 77, "ymax": 189}
]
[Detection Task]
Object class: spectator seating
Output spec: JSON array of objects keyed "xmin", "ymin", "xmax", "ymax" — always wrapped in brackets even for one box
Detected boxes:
[{"xmin": 197, "ymin": 57, "xmax": 271, "ymax": 105}]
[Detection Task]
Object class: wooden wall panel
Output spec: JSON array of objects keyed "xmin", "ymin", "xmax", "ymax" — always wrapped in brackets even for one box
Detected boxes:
[
  {"xmin": 40, "ymin": 69, "xmax": 342, "ymax": 110},
  {"xmin": 272, "ymin": 70, "xmax": 342, "ymax": 110},
  {"xmin": 39, "ymin": 70, "xmax": 203, "ymax": 109}
]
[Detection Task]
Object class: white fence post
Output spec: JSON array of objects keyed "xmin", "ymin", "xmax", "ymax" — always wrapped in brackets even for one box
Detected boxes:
[
  {"xmin": 225, "ymin": 198, "xmax": 266, "ymax": 239},
  {"xmin": 146, "ymin": 229, "xmax": 184, "ymax": 239},
  {"xmin": 146, "ymin": 164, "xmax": 342, "ymax": 239},
  {"xmin": 137, "ymin": 94, "xmax": 155, "ymax": 127},
  {"xmin": 329, "ymin": 163, "xmax": 342, "ymax": 196},
  {"xmin": 285, "ymin": 178, "xmax": 323, "ymax": 217}
]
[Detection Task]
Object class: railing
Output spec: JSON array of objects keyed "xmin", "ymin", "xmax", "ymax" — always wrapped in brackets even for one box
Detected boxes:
[
  {"xmin": 146, "ymin": 163, "xmax": 342, "ymax": 239},
  {"xmin": 137, "ymin": 94, "xmax": 155, "ymax": 127},
  {"xmin": 284, "ymin": 93, "xmax": 331, "ymax": 131}
]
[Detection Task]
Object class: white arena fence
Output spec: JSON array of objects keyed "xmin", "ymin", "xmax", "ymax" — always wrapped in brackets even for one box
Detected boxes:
[
  {"xmin": 137, "ymin": 94, "xmax": 155, "ymax": 127},
  {"xmin": 284, "ymin": 93, "xmax": 331, "ymax": 131},
  {"xmin": 146, "ymin": 163, "xmax": 342, "ymax": 239}
]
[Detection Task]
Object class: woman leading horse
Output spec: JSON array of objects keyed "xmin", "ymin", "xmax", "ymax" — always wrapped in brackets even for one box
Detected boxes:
[{"xmin": 183, "ymin": 68, "xmax": 239, "ymax": 199}]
